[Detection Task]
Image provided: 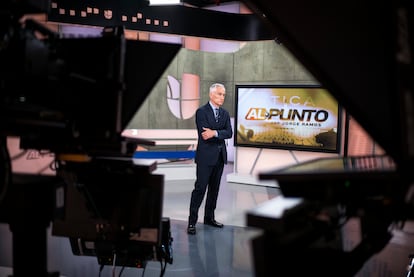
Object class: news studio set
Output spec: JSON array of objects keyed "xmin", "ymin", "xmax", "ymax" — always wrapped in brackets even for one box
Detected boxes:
[{"xmin": 0, "ymin": 0, "xmax": 414, "ymax": 277}]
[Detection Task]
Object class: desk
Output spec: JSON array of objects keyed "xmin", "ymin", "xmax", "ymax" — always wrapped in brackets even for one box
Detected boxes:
[{"xmin": 123, "ymin": 129, "xmax": 198, "ymax": 180}]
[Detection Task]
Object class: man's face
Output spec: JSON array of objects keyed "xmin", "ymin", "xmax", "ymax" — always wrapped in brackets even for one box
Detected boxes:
[{"xmin": 210, "ymin": 86, "xmax": 226, "ymax": 107}]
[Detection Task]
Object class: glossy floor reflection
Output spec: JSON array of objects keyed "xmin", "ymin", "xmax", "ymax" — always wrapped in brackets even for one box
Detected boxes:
[{"xmin": 139, "ymin": 220, "xmax": 261, "ymax": 277}]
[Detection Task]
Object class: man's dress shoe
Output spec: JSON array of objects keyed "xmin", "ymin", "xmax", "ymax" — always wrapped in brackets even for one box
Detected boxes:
[
  {"xmin": 187, "ymin": 225, "xmax": 196, "ymax": 235},
  {"xmin": 204, "ymin": 219, "xmax": 224, "ymax": 228}
]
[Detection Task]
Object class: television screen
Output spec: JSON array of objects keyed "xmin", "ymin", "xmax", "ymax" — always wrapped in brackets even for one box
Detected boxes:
[{"xmin": 234, "ymin": 84, "xmax": 342, "ymax": 153}]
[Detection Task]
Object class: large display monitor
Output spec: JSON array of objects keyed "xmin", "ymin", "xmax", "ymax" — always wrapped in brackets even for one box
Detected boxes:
[{"xmin": 235, "ymin": 84, "xmax": 342, "ymax": 153}]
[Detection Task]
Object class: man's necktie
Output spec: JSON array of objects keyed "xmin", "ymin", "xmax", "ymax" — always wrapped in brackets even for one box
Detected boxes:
[{"xmin": 214, "ymin": 108, "xmax": 219, "ymax": 122}]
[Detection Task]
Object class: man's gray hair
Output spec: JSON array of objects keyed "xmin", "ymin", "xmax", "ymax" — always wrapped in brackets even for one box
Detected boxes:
[{"xmin": 209, "ymin": 83, "xmax": 225, "ymax": 93}]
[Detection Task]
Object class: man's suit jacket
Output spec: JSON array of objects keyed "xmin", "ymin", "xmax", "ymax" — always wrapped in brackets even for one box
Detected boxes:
[{"xmin": 195, "ymin": 103, "xmax": 233, "ymax": 166}]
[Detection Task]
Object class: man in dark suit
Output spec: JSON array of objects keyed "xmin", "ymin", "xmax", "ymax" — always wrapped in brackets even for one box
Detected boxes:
[{"xmin": 187, "ymin": 83, "xmax": 233, "ymax": 235}]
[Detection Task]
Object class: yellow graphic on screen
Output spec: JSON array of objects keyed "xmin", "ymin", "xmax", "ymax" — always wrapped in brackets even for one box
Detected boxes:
[{"xmin": 236, "ymin": 87, "xmax": 339, "ymax": 150}]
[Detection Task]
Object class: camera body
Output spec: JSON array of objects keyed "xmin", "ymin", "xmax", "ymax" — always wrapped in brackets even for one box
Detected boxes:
[{"xmin": 0, "ymin": 2, "xmax": 180, "ymax": 274}]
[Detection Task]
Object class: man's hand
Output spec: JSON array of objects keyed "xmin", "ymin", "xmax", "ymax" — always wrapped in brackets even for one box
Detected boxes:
[{"xmin": 201, "ymin": 127, "xmax": 216, "ymax": 140}]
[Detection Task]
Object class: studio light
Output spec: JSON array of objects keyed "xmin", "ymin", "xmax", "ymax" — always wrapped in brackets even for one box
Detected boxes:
[{"xmin": 149, "ymin": 0, "xmax": 181, "ymax": 5}]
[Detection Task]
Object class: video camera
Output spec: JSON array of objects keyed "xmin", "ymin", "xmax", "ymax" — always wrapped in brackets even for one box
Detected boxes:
[{"xmin": 0, "ymin": 1, "xmax": 179, "ymax": 275}]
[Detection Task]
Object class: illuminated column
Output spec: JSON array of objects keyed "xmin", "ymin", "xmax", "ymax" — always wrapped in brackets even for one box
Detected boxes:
[
  {"xmin": 183, "ymin": 36, "xmax": 200, "ymax": 50},
  {"xmin": 167, "ymin": 73, "xmax": 200, "ymax": 120}
]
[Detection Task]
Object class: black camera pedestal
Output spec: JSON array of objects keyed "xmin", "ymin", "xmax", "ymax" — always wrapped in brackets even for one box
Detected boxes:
[{"xmin": 1, "ymin": 174, "xmax": 60, "ymax": 277}]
